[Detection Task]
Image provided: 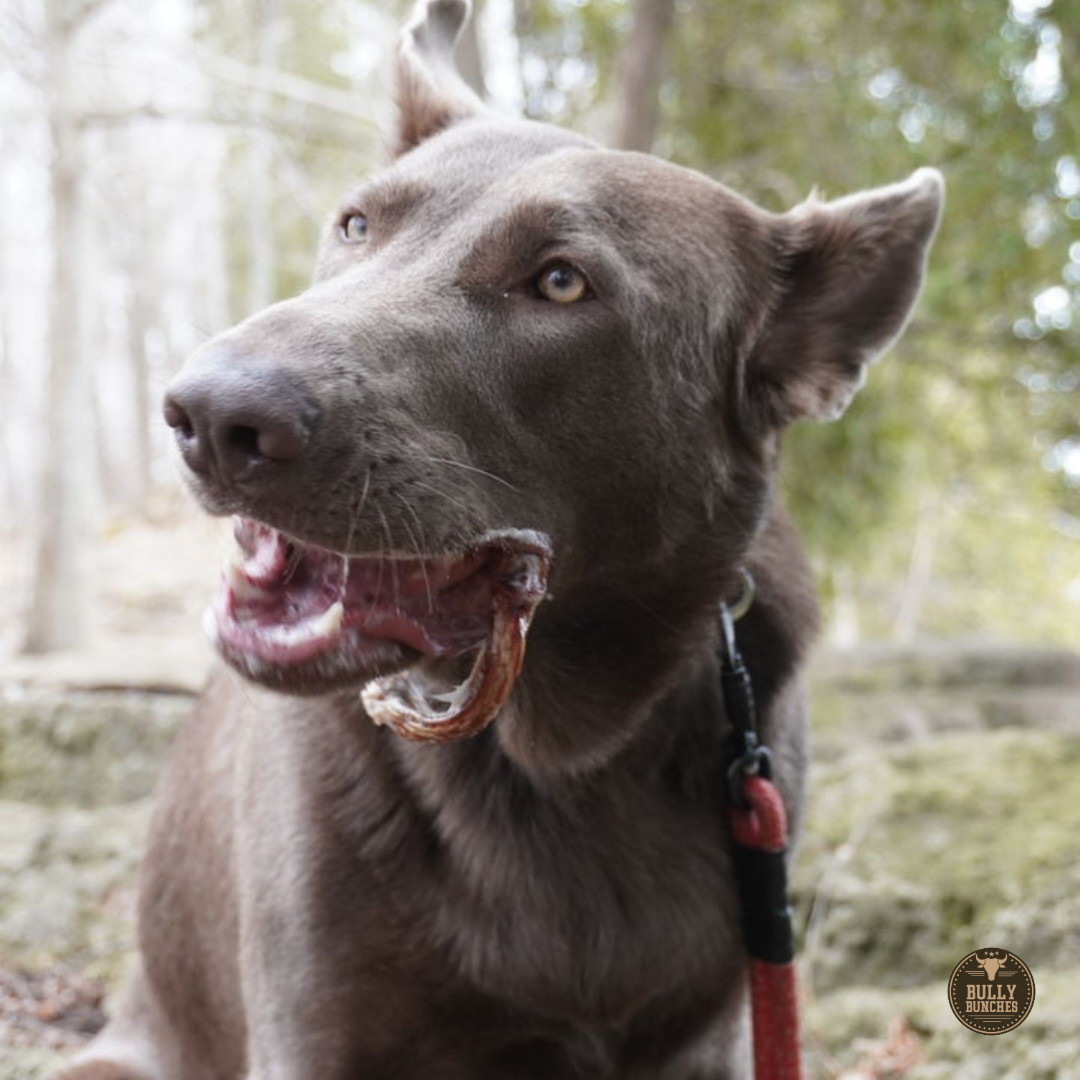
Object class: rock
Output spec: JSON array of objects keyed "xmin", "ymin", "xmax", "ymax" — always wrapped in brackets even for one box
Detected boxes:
[
  {"xmin": 813, "ymin": 641, "xmax": 1080, "ymax": 694},
  {"xmin": 0, "ymin": 1047, "xmax": 68, "ymax": 1080},
  {"xmin": 0, "ymin": 800, "xmax": 148, "ymax": 985},
  {"xmin": 807, "ymin": 970, "xmax": 1080, "ymax": 1079},
  {"xmin": 793, "ymin": 728, "xmax": 1080, "ymax": 992},
  {"xmin": 0, "ymin": 687, "xmax": 190, "ymax": 807},
  {"xmin": 809, "ymin": 642, "xmax": 1080, "ymax": 759}
]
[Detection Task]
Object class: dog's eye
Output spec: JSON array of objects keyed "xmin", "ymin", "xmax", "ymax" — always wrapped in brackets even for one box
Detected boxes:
[
  {"xmin": 535, "ymin": 263, "xmax": 589, "ymax": 304},
  {"xmin": 341, "ymin": 213, "xmax": 369, "ymax": 243}
]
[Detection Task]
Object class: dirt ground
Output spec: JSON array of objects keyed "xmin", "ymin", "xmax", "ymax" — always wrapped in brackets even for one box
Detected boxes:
[{"xmin": 0, "ymin": 966, "xmax": 106, "ymax": 1053}]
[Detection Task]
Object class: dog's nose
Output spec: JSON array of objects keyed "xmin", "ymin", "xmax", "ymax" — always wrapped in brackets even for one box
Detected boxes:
[{"xmin": 163, "ymin": 365, "xmax": 316, "ymax": 482}]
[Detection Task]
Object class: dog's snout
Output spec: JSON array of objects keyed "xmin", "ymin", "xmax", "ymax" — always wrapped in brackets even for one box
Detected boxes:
[{"xmin": 163, "ymin": 364, "xmax": 316, "ymax": 483}]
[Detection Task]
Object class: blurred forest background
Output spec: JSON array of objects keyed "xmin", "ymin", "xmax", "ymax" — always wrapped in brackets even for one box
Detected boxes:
[
  {"xmin": 1, "ymin": 0, "xmax": 1079, "ymax": 662},
  {"xmin": 2, "ymin": 3, "xmax": 1080, "ymax": 1077}
]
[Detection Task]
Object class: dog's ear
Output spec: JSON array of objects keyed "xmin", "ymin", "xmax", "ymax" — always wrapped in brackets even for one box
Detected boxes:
[
  {"xmin": 396, "ymin": 0, "xmax": 484, "ymax": 155},
  {"xmin": 747, "ymin": 168, "xmax": 944, "ymax": 426}
]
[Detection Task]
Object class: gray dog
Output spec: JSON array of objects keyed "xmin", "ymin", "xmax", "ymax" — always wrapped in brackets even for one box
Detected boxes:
[{"xmin": 57, "ymin": 2, "xmax": 942, "ymax": 1078}]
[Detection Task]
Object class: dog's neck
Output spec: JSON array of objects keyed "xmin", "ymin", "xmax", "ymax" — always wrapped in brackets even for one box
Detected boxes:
[{"xmin": 467, "ymin": 485, "xmax": 814, "ymax": 776}]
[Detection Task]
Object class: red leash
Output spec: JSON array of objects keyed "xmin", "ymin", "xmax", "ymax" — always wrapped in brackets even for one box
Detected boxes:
[
  {"xmin": 720, "ymin": 575, "xmax": 804, "ymax": 1080},
  {"xmin": 728, "ymin": 775, "xmax": 804, "ymax": 1080}
]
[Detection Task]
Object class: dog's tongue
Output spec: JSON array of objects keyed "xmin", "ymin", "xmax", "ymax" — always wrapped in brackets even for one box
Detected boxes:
[{"xmin": 211, "ymin": 521, "xmax": 550, "ymax": 741}]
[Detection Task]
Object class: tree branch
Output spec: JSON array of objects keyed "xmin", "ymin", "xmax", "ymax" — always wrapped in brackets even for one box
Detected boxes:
[
  {"xmin": 63, "ymin": 0, "xmax": 117, "ymax": 37},
  {"xmin": 609, "ymin": 0, "xmax": 676, "ymax": 152},
  {"xmin": 195, "ymin": 46, "xmax": 380, "ymax": 128},
  {"xmin": 72, "ymin": 101, "xmax": 372, "ymax": 151}
]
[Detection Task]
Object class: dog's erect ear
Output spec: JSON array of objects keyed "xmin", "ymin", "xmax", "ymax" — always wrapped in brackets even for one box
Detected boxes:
[
  {"xmin": 747, "ymin": 168, "xmax": 944, "ymax": 426},
  {"xmin": 396, "ymin": 0, "xmax": 484, "ymax": 155}
]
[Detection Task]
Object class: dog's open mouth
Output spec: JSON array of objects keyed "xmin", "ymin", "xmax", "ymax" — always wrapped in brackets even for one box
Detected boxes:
[{"xmin": 209, "ymin": 520, "xmax": 551, "ymax": 741}]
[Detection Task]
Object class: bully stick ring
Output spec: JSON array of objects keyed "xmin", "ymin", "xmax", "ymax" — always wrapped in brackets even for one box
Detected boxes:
[{"xmin": 361, "ymin": 546, "xmax": 549, "ymax": 742}]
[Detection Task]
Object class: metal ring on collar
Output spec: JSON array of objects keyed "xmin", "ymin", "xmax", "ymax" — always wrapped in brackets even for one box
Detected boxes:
[{"xmin": 727, "ymin": 568, "xmax": 755, "ymax": 622}]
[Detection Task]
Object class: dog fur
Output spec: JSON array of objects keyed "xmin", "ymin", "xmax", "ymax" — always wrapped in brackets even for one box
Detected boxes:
[{"xmin": 56, "ymin": 3, "xmax": 942, "ymax": 1077}]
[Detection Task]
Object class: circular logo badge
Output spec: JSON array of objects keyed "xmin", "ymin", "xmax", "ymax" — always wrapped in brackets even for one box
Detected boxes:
[{"xmin": 948, "ymin": 948, "xmax": 1035, "ymax": 1034}]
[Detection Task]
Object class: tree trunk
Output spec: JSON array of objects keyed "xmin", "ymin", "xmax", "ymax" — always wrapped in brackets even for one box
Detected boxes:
[
  {"xmin": 24, "ymin": 0, "xmax": 94, "ymax": 652},
  {"xmin": 201, "ymin": 142, "xmax": 233, "ymax": 335},
  {"xmin": 608, "ymin": 0, "xmax": 676, "ymax": 152},
  {"xmin": 893, "ymin": 494, "xmax": 942, "ymax": 643},
  {"xmin": 828, "ymin": 566, "xmax": 861, "ymax": 648},
  {"xmin": 0, "ymin": 167, "xmax": 14, "ymax": 525},
  {"xmin": 125, "ymin": 281, "xmax": 154, "ymax": 503},
  {"xmin": 245, "ymin": 0, "xmax": 283, "ymax": 314}
]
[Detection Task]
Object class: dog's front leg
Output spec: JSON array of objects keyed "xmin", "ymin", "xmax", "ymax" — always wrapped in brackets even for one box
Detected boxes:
[
  {"xmin": 237, "ymin": 890, "xmax": 345, "ymax": 1080},
  {"xmin": 238, "ymin": 879, "xmax": 422, "ymax": 1080},
  {"xmin": 234, "ymin": 723, "xmax": 367, "ymax": 1080},
  {"xmin": 233, "ymin": 702, "xmax": 428, "ymax": 1080}
]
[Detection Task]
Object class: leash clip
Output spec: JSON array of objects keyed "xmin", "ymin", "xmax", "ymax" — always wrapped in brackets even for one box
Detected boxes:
[
  {"xmin": 724, "ymin": 567, "xmax": 756, "ymax": 624},
  {"xmin": 720, "ymin": 570, "xmax": 768, "ymax": 809},
  {"xmin": 719, "ymin": 570, "xmax": 805, "ymax": 1078},
  {"xmin": 726, "ymin": 736, "xmax": 773, "ymax": 809}
]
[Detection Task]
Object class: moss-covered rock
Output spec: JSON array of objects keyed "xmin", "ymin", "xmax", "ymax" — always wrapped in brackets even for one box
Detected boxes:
[
  {"xmin": 805, "ymin": 970, "xmax": 1080, "ymax": 1079},
  {"xmin": 0, "ymin": 1047, "xmax": 67, "ymax": 1080},
  {"xmin": 813, "ymin": 642, "xmax": 1080, "ymax": 695},
  {"xmin": 0, "ymin": 688, "xmax": 189, "ymax": 807},
  {"xmin": 794, "ymin": 729, "xmax": 1080, "ymax": 992},
  {"xmin": 0, "ymin": 800, "xmax": 148, "ymax": 986},
  {"xmin": 808, "ymin": 643, "xmax": 1080, "ymax": 759}
]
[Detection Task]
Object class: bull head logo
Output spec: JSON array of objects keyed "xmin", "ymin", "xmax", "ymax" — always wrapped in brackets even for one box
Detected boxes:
[{"xmin": 975, "ymin": 950, "xmax": 1009, "ymax": 981}]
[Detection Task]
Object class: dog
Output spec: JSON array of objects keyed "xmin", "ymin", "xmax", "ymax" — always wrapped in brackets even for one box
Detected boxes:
[{"xmin": 56, "ymin": 2, "xmax": 942, "ymax": 1077}]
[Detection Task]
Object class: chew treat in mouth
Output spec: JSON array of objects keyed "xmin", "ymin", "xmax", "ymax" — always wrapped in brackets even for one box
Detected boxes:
[
  {"xmin": 209, "ymin": 519, "xmax": 551, "ymax": 740},
  {"xmin": 361, "ymin": 549, "xmax": 546, "ymax": 742}
]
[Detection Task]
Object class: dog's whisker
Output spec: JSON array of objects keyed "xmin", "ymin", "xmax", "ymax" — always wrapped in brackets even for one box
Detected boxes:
[
  {"xmin": 409, "ymin": 479, "xmax": 477, "ymax": 522},
  {"xmin": 397, "ymin": 499, "xmax": 435, "ymax": 612},
  {"xmin": 374, "ymin": 505, "xmax": 396, "ymax": 608},
  {"xmin": 619, "ymin": 590, "xmax": 682, "ymax": 635},
  {"xmin": 416, "ymin": 455, "xmax": 522, "ymax": 494},
  {"xmin": 344, "ymin": 465, "xmax": 373, "ymax": 557},
  {"xmin": 281, "ymin": 539, "xmax": 302, "ymax": 584}
]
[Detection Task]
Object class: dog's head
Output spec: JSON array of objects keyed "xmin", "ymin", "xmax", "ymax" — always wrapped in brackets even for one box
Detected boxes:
[{"xmin": 164, "ymin": 0, "xmax": 942, "ymax": 749}]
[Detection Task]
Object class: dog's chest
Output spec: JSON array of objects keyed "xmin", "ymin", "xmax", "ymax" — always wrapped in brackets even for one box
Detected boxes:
[{"xmin": 395, "ymin": 746, "xmax": 742, "ymax": 1026}]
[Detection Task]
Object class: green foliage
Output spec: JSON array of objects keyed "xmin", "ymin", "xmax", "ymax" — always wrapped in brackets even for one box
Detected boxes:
[
  {"xmin": 513, "ymin": 0, "xmax": 1080, "ymax": 644},
  {"xmin": 514, "ymin": 0, "xmax": 626, "ymax": 124},
  {"xmin": 195, "ymin": 0, "xmax": 384, "ymax": 312}
]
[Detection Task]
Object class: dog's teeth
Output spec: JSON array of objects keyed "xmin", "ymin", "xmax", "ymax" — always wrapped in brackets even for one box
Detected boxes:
[
  {"xmin": 313, "ymin": 600, "xmax": 345, "ymax": 637},
  {"xmin": 224, "ymin": 556, "xmax": 267, "ymax": 601},
  {"xmin": 254, "ymin": 601, "xmax": 346, "ymax": 647}
]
